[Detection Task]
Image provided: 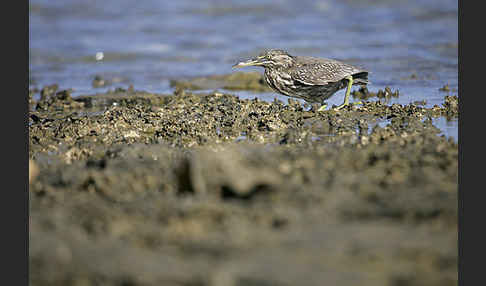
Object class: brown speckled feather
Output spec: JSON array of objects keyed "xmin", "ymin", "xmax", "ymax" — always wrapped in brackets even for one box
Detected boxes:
[
  {"xmin": 233, "ymin": 49, "xmax": 369, "ymax": 104},
  {"xmin": 290, "ymin": 56, "xmax": 365, "ymax": 85}
]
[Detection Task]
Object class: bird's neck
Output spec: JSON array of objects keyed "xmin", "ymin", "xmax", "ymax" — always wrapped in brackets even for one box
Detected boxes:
[
  {"xmin": 263, "ymin": 60, "xmax": 294, "ymax": 70},
  {"xmin": 265, "ymin": 65, "xmax": 285, "ymax": 72}
]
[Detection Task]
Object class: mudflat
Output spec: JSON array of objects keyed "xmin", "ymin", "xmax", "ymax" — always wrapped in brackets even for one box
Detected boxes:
[{"xmin": 29, "ymin": 82, "xmax": 458, "ymax": 286}]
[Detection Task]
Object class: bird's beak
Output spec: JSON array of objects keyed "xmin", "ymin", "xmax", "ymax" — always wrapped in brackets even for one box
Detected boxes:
[{"xmin": 232, "ymin": 58, "xmax": 264, "ymax": 68}]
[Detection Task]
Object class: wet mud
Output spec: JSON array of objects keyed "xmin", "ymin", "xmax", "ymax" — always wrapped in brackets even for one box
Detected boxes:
[
  {"xmin": 351, "ymin": 86, "xmax": 400, "ymax": 100},
  {"xmin": 170, "ymin": 71, "xmax": 273, "ymax": 92},
  {"xmin": 29, "ymin": 83, "xmax": 458, "ymax": 286}
]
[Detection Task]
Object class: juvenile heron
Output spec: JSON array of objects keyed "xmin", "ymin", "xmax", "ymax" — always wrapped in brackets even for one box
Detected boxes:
[{"xmin": 233, "ymin": 49, "xmax": 369, "ymax": 111}]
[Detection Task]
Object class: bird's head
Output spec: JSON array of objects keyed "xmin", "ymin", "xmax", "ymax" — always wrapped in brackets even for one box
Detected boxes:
[{"xmin": 233, "ymin": 49, "xmax": 294, "ymax": 69}]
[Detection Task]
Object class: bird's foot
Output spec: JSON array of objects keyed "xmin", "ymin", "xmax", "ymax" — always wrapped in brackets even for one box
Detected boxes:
[
  {"xmin": 317, "ymin": 103, "xmax": 328, "ymax": 112},
  {"xmin": 333, "ymin": 101, "xmax": 363, "ymax": 110}
]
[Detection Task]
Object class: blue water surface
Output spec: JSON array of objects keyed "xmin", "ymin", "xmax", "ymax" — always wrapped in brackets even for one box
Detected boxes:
[{"xmin": 29, "ymin": 0, "xmax": 458, "ymax": 140}]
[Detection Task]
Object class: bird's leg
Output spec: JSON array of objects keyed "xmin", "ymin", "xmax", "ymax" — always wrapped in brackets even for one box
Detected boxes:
[
  {"xmin": 317, "ymin": 102, "xmax": 328, "ymax": 112},
  {"xmin": 334, "ymin": 76, "xmax": 364, "ymax": 110},
  {"xmin": 335, "ymin": 76, "xmax": 354, "ymax": 110}
]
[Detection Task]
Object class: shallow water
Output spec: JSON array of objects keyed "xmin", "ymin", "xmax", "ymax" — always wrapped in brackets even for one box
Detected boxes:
[{"xmin": 29, "ymin": 0, "xmax": 458, "ymax": 140}]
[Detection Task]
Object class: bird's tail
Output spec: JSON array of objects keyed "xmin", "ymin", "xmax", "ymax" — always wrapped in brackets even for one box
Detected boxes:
[{"xmin": 352, "ymin": 72, "xmax": 370, "ymax": 85}]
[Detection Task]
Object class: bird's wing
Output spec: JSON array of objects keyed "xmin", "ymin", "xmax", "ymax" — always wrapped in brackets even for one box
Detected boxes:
[{"xmin": 290, "ymin": 57, "xmax": 363, "ymax": 85}]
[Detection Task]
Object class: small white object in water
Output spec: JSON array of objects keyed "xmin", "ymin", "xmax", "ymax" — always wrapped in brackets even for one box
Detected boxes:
[{"xmin": 95, "ymin": 52, "xmax": 104, "ymax": 61}]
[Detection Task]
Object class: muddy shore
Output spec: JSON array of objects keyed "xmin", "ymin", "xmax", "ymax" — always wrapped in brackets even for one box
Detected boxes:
[{"xmin": 29, "ymin": 76, "xmax": 458, "ymax": 286}]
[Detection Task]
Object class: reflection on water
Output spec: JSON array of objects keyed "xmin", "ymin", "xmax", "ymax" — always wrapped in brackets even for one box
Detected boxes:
[
  {"xmin": 29, "ymin": 0, "xmax": 458, "ymax": 140},
  {"xmin": 433, "ymin": 117, "xmax": 458, "ymax": 142}
]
